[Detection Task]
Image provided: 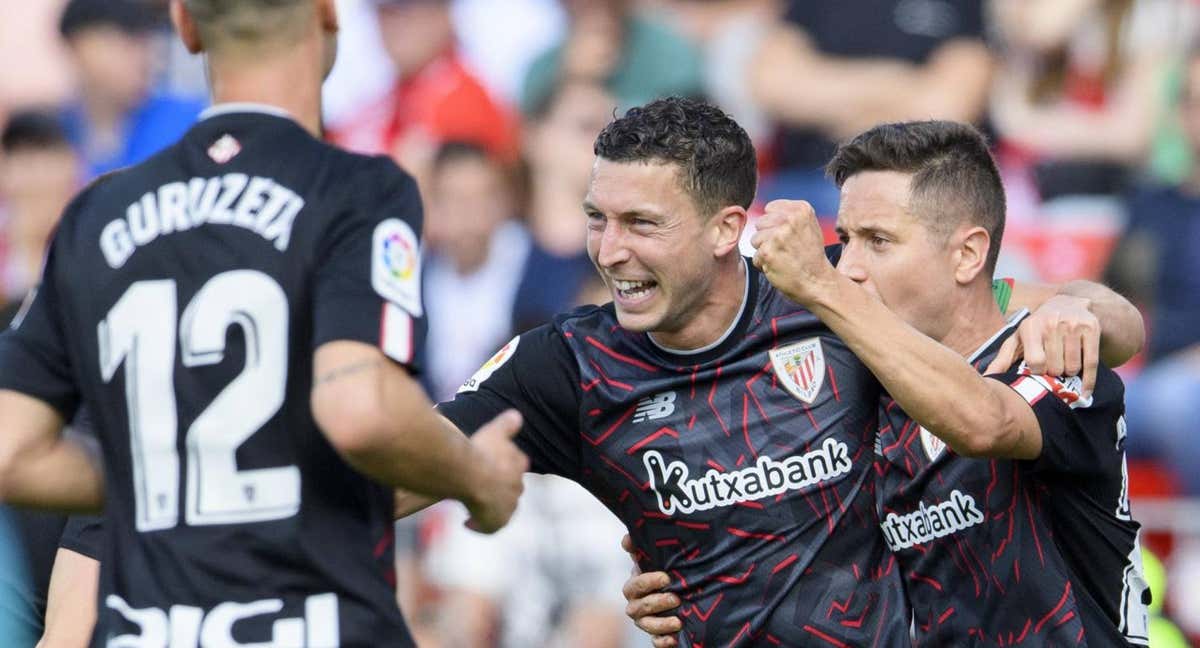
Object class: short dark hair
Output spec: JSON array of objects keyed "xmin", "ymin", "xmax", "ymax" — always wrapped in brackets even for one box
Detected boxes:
[
  {"xmin": 431, "ymin": 140, "xmax": 492, "ymax": 174},
  {"xmin": 593, "ymin": 97, "xmax": 757, "ymax": 217},
  {"xmin": 1, "ymin": 110, "xmax": 71, "ymax": 154},
  {"xmin": 59, "ymin": 0, "xmax": 162, "ymax": 40},
  {"xmin": 826, "ymin": 120, "xmax": 1006, "ymax": 274}
]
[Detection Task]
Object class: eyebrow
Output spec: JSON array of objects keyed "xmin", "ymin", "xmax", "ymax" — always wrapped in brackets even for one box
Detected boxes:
[
  {"xmin": 836, "ymin": 222, "xmax": 895, "ymax": 237},
  {"xmin": 580, "ymin": 201, "xmax": 665, "ymax": 219}
]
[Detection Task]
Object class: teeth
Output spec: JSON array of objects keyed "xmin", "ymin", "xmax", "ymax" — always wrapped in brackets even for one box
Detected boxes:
[{"xmin": 613, "ymin": 279, "xmax": 654, "ymax": 298}]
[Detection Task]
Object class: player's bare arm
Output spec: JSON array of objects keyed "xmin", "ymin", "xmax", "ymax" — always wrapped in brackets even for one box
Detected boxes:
[
  {"xmin": 37, "ymin": 547, "xmax": 99, "ymax": 648},
  {"xmin": 311, "ymin": 340, "xmax": 529, "ymax": 533},
  {"xmin": 0, "ymin": 391, "xmax": 103, "ymax": 512},
  {"xmin": 752, "ymin": 199, "xmax": 1044, "ymax": 459},
  {"xmin": 989, "ymin": 280, "xmax": 1145, "ymax": 390}
]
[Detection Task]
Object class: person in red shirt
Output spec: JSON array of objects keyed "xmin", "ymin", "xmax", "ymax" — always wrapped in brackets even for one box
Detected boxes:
[{"xmin": 328, "ymin": 0, "xmax": 518, "ymax": 188}]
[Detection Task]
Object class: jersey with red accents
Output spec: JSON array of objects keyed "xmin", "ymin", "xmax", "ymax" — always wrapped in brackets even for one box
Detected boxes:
[
  {"xmin": 0, "ymin": 109, "xmax": 423, "ymax": 646},
  {"xmin": 875, "ymin": 313, "xmax": 1150, "ymax": 647},
  {"xmin": 439, "ymin": 260, "xmax": 909, "ymax": 647}
]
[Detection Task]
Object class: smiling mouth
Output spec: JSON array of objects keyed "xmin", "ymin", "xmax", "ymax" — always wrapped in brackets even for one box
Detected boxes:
[{"xmin": 612, "ymin": 279, "xmax": 657, "ymax": 300}]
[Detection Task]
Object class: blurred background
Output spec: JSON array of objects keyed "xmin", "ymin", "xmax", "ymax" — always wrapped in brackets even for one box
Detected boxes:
[{"xmin": 0, "ymin": 0, "xmax": 1198, "ymax": 645}]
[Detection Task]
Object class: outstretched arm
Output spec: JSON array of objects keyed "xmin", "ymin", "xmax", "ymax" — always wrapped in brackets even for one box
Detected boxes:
[{"xmin": 1000, "ymin": 280, "xmax": 1145, "ymax": 377}]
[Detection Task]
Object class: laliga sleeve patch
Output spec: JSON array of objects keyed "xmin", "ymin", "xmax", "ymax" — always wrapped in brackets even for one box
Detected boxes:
[
  {"xmin": 458, "ymin": 336, "xmax": 520, "ymax": 393},
  {"xmin": 372, "ymin": 218, "xmax": 423, "ymax": 317}
]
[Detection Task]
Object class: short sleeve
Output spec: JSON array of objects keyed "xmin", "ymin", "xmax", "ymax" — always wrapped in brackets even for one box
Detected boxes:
[
  {"xmin": 0, "ymin": 240, "xmax": 80, "ymax": 418},
  {"xmin": 57, "ymin": 515, "xmax": 104, "ymax": 561},
  {"xmin": 987, "ymin": 363, "xmax": 1126, "ymax": 476},
  {"xmin": 312, "ymin": 158, "xmax": 427, "ymax": 372},
  {"xmin": 437, "ymin": 324, "xmax": 583, "ymax": 480}
]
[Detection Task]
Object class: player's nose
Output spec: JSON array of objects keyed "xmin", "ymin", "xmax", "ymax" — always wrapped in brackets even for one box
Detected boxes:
[
  {"xmin": 836, "ymin": 246, "xmax": 869, "ymax": 284},
  {"xmin": 594, "ymin": 222, "xmax": 632, "ymax": 268}
]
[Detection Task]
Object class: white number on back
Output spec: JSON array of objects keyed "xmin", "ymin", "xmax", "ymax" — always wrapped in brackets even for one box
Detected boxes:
[{"xmin": 99, "ymin": 271, "xmax": 298, "ymax": 532}]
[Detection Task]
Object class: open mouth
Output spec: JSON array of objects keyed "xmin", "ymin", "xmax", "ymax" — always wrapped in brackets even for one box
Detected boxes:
[{"xmin": 612, "ymin": 279, "xmax": 658, "ymax": 303}]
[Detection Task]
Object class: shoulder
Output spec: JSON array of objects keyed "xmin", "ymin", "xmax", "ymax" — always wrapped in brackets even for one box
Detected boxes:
[{"xmin": 551, "ymin": 302, "xmax": 618, "ymax": 335}]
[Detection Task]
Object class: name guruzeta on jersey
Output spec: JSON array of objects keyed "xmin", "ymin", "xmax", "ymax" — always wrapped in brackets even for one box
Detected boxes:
[{"xmin": 100, "ymin": 173, "xmax": 304, "ymax": 269}]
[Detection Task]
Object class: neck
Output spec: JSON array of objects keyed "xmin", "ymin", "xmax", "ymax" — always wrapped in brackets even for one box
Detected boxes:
[
  {"xmin": 649, "ymin": 256, "xmax": 747, "ymax": 351},
  {"xmin": 937, "ymin": 281, "xmax": 1010, "ymax": 358},
  {"xmin": 206, "ymin": 43, "xmax": 324, "ymax": 137}
]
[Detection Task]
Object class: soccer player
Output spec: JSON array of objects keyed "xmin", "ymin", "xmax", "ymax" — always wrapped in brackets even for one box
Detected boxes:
[
  {"xmin": 439, "ymin": 97, "xmax": 907, "ymax": 646},
  {"xmin": 436, "ymin": 99, "xmax": 1142, "ymax": 646},
  {"xmin": 0, "ymin": 0, "xmax": 528, "ymax": 645},
  {"xmin": 626, "ymin": 121, "xmax": 1150, "ymax": 645}
]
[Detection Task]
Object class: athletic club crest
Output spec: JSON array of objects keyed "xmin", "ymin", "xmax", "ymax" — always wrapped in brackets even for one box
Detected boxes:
[
  {"xmin": 769, "ymin": 338, "xmax": 825, "ymax": 404},
  {"xmin": 919, "ymin": 426, "xmax": 947, "ymax": 461}
]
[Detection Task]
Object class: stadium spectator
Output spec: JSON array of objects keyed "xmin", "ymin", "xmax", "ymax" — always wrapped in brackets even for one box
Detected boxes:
[
  {"xmin": 749, "ymin": 0, "xmax": 992, "ymax": 216},
  {"xmin": 57, "ymin": 0, "xmax": 204, "ymax": 179},
  {"xmin": 656, "ymin": 0, "xmax": 777, "ymax": 145},
  {"xmin": 1109, "ymin": 44, "xmax": 1200, "ymax": 495},
  {"xmin": 519, "ymin": 0, "xmax": 703, "ymax": 117},
  {"xmin": 0, "ymin": 110, "xmax": 80, "ymax": 311},
  {"xmin": 513, "ymin": 79, "xmax": 615, "ymax": 334},
  {"xmin": 989, "ymin": 0, "xmax": 1182, "ymax": 202},
  {"xmin": 422, "ymin": 141, "xmax": 530, "ymax": 401},
  {"xmin": 328, "ymin": 0, "xmax": 519, "ymax": 189}
]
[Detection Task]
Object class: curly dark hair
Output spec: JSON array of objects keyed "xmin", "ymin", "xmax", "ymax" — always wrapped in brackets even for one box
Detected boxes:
[
  {"xmin": 593, "ymin": 97, "xmax": 757, "ymax": 218},
  {"xmin": 826, "ymin": 120, "xmax": 1006, "ymax": 274}
]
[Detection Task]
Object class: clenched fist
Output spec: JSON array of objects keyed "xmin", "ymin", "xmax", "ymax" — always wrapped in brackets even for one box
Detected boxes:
[{"xmin": 750, "ymin": 200, "xmax": 838, "ymax": 305}]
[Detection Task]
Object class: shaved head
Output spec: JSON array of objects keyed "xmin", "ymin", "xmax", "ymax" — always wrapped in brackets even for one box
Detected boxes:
[{"xmin": 182, "ymin": 0, "xmax": 314, "ymax": 52}]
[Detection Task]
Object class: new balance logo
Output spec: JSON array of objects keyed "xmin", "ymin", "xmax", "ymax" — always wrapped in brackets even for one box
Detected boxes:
[
  {"xmin": 633, "ymin": 391, "xmax": 676, "ymax": 423},
  {"xmin": 880, "ymin": 489, "xmax": 985, "ymax": 551}
]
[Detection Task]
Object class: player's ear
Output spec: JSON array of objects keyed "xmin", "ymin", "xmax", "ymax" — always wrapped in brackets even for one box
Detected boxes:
[
  {"xmin": 170, "ymin": 0, "xmax": 204, "ymax": 54},
  {"xmin": 710, "ymin": 205, "xmax": 747, "ymax": 258},
  {"xmin": 953, "ymin": 225, "xmax": 991, "ymax": 285}
]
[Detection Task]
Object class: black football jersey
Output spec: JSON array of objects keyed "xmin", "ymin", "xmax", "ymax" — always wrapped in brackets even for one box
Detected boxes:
[
  {"xmin": 0, "ymin": 106, "xmax": 426, "ymax": 647},
  {"xmin": 875, "ymin": 312, "xmax": 1150, "ymax": 646},
  {"xmin": 439, "ymin": 259, "xmax": 910, "ymax": 647}
]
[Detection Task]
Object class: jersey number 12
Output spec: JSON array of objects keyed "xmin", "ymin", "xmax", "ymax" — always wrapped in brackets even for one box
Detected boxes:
[{"xmin": 99, "ymin": 270, "xmax": 299, "ymax": 532}]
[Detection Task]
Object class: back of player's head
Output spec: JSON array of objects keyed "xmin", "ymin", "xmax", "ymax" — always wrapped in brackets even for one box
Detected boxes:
[
  {"xmin": 1, "ymin": 110, "xmax": 71, "ymax": 155},
  {"xmin": 181, "ymin": 0, "xmax": 315, "ymax": 52},
  {"xmin": 827, "ymin": 120, "xmax": 1006, "ymax": 274},
  {"xmin": 594, "ymin": 97, "xmax": 757, "ymax": 218}
]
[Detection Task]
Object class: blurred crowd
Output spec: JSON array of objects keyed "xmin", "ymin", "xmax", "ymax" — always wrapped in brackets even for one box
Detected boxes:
[{"xmin": 1, "ymin": 0, "xmax": 1200, "ymax": 645}]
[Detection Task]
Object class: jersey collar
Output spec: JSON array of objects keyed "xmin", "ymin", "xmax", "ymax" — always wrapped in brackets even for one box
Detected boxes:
[
  {"xmin": 966, "ymin": 308, "xmax": 1030, "ymax": 366},
  {"xmin": 199, "ymin": 102, "xmax": 294, "ymax": 122}
]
